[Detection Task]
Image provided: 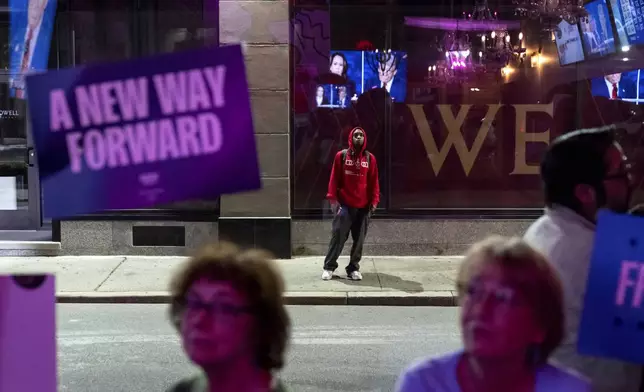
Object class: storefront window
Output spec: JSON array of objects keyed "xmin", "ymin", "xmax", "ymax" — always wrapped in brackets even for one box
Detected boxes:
[
  {"xmin": 151, "ymin": 0, "xmax": 213, "ymax": 54},
  {"xmin": 143, "ymin": 0, "xmax": 219, "ymax": 211},
  {"xmin": 69, "ymin": 0, "xmax": 133, "ymax": 64},
  {"xmin": 291, "ymin": 0, "xmax": 644, "ymax": 214}
]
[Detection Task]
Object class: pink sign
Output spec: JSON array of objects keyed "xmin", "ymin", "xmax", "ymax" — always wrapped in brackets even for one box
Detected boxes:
[{"xmin": 0, "ymin": 274, "xmax": 56, "ymax": 392}]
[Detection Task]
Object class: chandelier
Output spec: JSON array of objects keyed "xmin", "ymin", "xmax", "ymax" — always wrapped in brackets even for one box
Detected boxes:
[
  {"xmin": 470, "ymin": 1, "xmax": 525, "ymax": 69},
  {"xmin": 467, "ymin": 0, "xmax": 507, "ymax": 37},
  {"xmin": 427, "ymin": 0, "xmax": 526, "ymax": 85},
  {"xmin": 479, "ymin": 30, "xmax": 527, "ymax": 69},
  {"xmin": 366, "ymin": 49, "xmax": 401, "ymax": 77},
  {"xmin": 427, "ymin": 32, "xmax": 479, "ymax": 85},
  {"xmin": 513, "ymin": 0, "xmax": 588, "ymax": 33}
]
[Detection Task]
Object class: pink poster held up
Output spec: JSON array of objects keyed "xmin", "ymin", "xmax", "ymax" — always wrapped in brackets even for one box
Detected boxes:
[{"xmin": 0, "ymin": 274, "xmax": 57, "ymax": 392}]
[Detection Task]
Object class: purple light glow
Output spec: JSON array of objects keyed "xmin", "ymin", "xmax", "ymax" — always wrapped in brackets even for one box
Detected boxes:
[
  {"xmin": 451, "ymin": 61, "xmax": 468, "ymax": 69},
  {"xmin": 404, "ymin": 16, "xmax": 520, "ymax": 32}
]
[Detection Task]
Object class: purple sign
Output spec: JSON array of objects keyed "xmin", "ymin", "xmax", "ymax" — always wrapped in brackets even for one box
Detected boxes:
[
  {"xmin": 0, "ymin": 274, "xmax": 56, "ymax": 392},
  {"xmin": 578, "ymin": 210, "xmax": 644, "ymax": 363},
  {"xmin": 25, "ymin": 44, "xmax": 260, "ymax": 218}
]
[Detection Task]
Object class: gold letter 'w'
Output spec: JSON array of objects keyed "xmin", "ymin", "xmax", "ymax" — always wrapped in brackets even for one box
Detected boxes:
[{"xmin": 408, "ymin": 104, "xmax": 502, "ymax": 176}]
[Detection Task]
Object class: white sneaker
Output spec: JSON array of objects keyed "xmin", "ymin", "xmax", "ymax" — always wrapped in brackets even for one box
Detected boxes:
[
  {"xmin": 322, "ymin": 270, "xmax": 333, "ymax": 280},
  {"xmin": 348, "ymin": 271, "xmax": 363, "ymax": 281}
]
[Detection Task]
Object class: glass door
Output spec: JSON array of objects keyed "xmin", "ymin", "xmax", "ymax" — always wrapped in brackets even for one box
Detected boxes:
[
  {"xmin": 0, "ymin": 13, "xmax": 40, "ymax": 230},
  {"xmin": 0, "ymin": 85, "xmax": 41, "ymax": 229}
]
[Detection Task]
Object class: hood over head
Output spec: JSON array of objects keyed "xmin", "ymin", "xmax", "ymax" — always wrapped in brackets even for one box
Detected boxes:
[{"xmin": 348, "ymin": 127, "xmax": 367, "ymax": 155}]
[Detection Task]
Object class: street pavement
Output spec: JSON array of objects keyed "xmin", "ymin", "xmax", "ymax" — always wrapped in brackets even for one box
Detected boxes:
[
  {"xmin": 0, "ymin": 255, "xmax": 463, "ymax": 305},
  {"xmin": 58, "ymin": 304, "xmax": 462, "ymax": 392}
]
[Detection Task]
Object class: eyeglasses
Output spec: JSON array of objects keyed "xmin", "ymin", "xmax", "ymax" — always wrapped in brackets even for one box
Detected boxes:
[
  {"xmin": 182, "ymin": 297, "xmax": 254, "ymax": 317},
  {"xmin": 461, "ymin": 282, "xmax": 523, "ymax": 308}
]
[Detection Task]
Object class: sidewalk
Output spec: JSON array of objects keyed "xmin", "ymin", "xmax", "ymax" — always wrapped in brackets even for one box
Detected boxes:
[{"xmin": 0, "ymin": 255, "xmax": 463, "ymax": 306}]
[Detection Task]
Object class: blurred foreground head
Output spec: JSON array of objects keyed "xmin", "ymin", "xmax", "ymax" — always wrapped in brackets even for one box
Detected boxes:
[
  {"xmin": 541, "ymin": 126, "xmax": 633, "ymax": 222},
  {"xmin": 457, "ymin": 236, "xmax": 564, "ymax": 366},
  {"xmin": 169, "ymin": 242, "xmax": 290, "ymax": 372}
]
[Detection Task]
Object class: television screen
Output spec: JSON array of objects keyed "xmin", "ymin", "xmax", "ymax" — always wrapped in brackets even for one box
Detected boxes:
[
  {"xmin": 329, "ymin": 50, "xmax": 408, "ymax": 103},
  {"xmin": 581, "ymin": 0, "xmax": 617, "ymax": 58},
  {"xmin": 311, "ymin": 83, "xmax": 353, "ymax": 109},
  {"xmin": 555, "ymin": 20, "xmax": 586, "ymax": 65},
  {"xmin": 609, "ymin": 0, "xmax": 644, "ymax": 46},
  {"xmin": 590, "ymin": 69, "xmax": 643, "ymax": 103}
]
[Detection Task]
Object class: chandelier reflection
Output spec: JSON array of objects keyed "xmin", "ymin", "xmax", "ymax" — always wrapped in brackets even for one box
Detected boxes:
[
  {"xmin": 513, "ymin": 0, "xmax": 588, "ymax": 33},
  {"xmin": 366, "ymin": 49, "xmax": 401, "ymax": 76},
  {"xmin": 427, "ymin": 0, "xmax": 526, "ymax": 86},
  {"xmin": 469, "ymin": 0, "xmax": 526, "ymax": 69},
  {"xmin": 428, "ymin": 31, "xmax": 478, "ymax": 85},
  {"xmin": 479, "ymin": 29, "xmax": 527, "ymax": 69}
]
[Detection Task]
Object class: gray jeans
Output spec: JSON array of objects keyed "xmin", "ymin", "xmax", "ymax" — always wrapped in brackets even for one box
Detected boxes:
[{"xmin": 323, "ymin": 205, "xmax": 370, "ymax": 273}]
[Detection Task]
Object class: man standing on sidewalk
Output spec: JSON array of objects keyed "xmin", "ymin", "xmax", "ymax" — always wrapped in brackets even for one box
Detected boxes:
[
  {"xmin": 524, "ymin": 126, "xmax": 641, "ymax": 392},
  {"xmin": 322, "ymin": 127, "xmax": 379, "ymax": 281}
]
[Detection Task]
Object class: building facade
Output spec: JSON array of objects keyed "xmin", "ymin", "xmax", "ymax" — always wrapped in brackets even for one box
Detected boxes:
[
  {"xmin": 1, "ymin": 0, "xmax": 643, "ymax": 258},
  {"xmin": 54, "ymin": 0, "xmax": 293, "ymax": 257}
]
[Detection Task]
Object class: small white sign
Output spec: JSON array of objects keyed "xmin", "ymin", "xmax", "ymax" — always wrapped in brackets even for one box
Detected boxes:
[{"xmin": 0, "ymin": 177, "xmax": 18, "ymax": 210}]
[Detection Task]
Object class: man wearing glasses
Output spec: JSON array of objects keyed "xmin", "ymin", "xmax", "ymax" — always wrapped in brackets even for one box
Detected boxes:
[{"xmin": 524, "ymin": 126, "xmax": 640, "ymax": 392}]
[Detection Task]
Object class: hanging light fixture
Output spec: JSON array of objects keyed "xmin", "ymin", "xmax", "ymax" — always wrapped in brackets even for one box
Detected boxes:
[
  {"xmin": 467, "ymin": 0, "xmax": 525, "ymax": 69},
  {"xmin": 427, "ymin": 0, "xmax": 527, "ymax": 85},
  {"xmin": 513, "ymin": 0, "xmax": 588, "ymax": 33}
]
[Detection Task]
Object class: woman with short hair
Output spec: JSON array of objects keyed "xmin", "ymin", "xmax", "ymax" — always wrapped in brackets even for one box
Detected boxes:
[
  {"xmin": 166, "ymin": 242, "xmax": 291, "ymax": 392},
  {"xmin": 395, "ymin": 236, "xmax": 590, "ymax": 392}
]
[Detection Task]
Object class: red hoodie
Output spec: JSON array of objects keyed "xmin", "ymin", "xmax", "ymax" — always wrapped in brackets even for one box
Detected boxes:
[{"xmin": 326, "ymin": 127, "xmax": 380, "ymax": 209}]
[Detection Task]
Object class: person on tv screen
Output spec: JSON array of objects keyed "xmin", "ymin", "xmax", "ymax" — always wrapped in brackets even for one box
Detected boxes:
[
  {"xmin": 591, "ymin": 73, "xmax": 637, "ymax": 100},
  {"xmin": 314, "ymin": 85, "xmax": 328, "ymax": 107},
  {"xmin": 335, "ymin": 86, "xmax": 350, "ymax": 108},
  {"xmin": 326, "ymin": 52, "xmax": 355, "ymax": 100},
  {"xmin": 581, "ymin": 17, "xmax": 601, "ymax": 52},
  {"xmin": 580, "ymin": 4, "xmax": 614, "ymax": 56},
  {"xmin": 368, "ymin": 54, "xmax": 405, "ymax": 102},
  {"xmin": 329, "ymin": 52, "xmax": 348, "ymax": 78}
]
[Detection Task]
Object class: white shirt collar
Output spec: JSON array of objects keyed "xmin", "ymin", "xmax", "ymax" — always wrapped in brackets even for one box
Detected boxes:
[{"xmin": 546, "ymin": 204, "xmax": 596, "ymax": 231}]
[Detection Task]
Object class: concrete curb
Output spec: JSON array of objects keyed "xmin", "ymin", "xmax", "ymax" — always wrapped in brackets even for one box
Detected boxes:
[{"xmin": 56, "ymin": 291, "xmax": 458, "ymax": 306}]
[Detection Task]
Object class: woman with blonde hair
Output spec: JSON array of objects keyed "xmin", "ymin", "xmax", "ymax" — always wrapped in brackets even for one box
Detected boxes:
[{"xmin": 395, "ymin": 236, "xmax": 590, "ymax": 392}]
